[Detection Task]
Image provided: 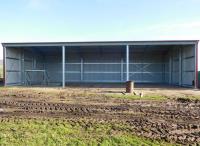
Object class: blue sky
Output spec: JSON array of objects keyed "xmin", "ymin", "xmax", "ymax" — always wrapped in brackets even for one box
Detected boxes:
[{"xmin": 0, "ymin": 0, "xmax": 200, "ymax": 60}]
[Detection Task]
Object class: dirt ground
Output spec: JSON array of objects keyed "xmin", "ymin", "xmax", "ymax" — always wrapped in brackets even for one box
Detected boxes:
[{"xmin": 0, "ymin": 85, "xmax": 200, "ymax": 144}]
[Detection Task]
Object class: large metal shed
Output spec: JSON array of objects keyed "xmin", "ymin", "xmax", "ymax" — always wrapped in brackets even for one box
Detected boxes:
[{"xmin": 2, "ymin": 40, "xmax": 199, "ymax": 88}]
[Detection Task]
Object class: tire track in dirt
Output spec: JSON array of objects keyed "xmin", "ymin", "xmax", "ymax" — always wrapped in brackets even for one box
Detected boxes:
[{"xmin": 0, "ymin": 98, "xmax": 200, "ymax": 144}]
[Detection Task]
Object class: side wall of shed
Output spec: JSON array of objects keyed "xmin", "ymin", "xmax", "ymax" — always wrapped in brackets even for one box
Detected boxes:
[
  {"xmin": 5, "ymin": 48, "xmax": 45, "ymax": 86},
  {"xmin": 170, "ymin": 45, "xmax": 195, "ymax": 87},
  {"xmin": 6, "ymin": 47, "xmax": 22, "ymax": 85},
  {"xmin": 182, "ymin": 45, "xmax": 195, "ymax": 86}
]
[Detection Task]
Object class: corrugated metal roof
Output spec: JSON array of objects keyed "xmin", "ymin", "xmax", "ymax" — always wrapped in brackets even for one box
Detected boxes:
[{"xmin": 2, "ymin": 40, "xmax": 199, "ymax": 47}]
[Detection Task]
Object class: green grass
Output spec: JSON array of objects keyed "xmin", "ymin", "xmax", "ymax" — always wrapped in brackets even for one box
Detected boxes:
[
  {"xmin": 0, "ymin": 118, "xmax": 176, "ymax": 146},
  {"xmin": 106, "ymin": 93, "xmax": 167, "ymax": 100},
  {"xmin": 107, "ymin": 93, "xmax": 200, "ymax": 101}
]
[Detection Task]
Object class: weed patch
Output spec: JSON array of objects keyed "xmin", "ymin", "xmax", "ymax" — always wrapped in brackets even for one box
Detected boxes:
[{"xmin": 0, "ymin": 118, "xmax": 175, "ymax": 146}]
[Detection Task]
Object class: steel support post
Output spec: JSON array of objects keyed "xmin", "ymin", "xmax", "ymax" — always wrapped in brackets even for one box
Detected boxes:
[
  {"xmin": 169, "ymin": 51, "xmax": 172, "ymax": 84},
  {"xmin": 62, "ymin": 46, "xmax": 65, "ymax": 88},
  {"xmin": 179, "ymin": 48, "xmax": 182, "ymax": 86},
  {"xmin": 126, "ymin": 45, "xmax": 129, "ymax": 81},
  {"xmin": 195, "ymin": 43, "xmax": 198, "ymax": 88},
  {"xmin": 81, "ymin": 58, "xmax": 83, "ymax": 81},
  {"xmin": 121, "ymin": 58, "xmax": 123, "ymax": 81},
  {"xmin": 3, "ymin": 46, "xmax": 6, "ymax": 86}
]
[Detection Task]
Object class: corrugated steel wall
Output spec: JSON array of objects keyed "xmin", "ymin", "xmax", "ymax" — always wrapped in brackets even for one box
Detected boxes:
[
  {"xmin": 171, "ymin": 47, "xmax": 179, "ymax": 85},
  {"xmin": 45, "ymin": 55, "xmax": 62, "ymax": 84},
  {"xmin": 65, "ymin": 48, "xmax": 123, "ymax": 82},
  {"xmin": 170, "ymin": 45, "xmax": 195, "ymax": 86},
  {"xmin": 23, "ymin": 49, "xmax": 44, "ymax": 85},
  {"xmin": 5, "ymin": 45, "xmax": 196, "ymax": 87},
  {"xmin": 6, "ymin": 47, "xmax": 45, "ymax": 85},
  {"xmin": 6, "ymin": 47, "xmax": 21, "ymax": 85},
  {"xmin": 128, "ymin": 51, "xmax": 167, "ymax": 83},
  {"xmin": 164, "ymin": 52, "xmax": 170, "ymax": 83},
  {"xmin": 181, "ymin": 46, "xmax": 195, "ymax": 86},
  {"xmin": 62, "ymin": 47, "xmax": 169, "ymax": 83}
]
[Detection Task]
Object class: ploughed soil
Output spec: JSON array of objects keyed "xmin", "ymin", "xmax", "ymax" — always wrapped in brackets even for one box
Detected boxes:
[{"xmin": 0, "ymin": 87, "xmax": 200, "ymax": 144}]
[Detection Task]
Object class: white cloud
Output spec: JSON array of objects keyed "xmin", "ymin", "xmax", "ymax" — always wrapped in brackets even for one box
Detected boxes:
[
  {"xmin": 148, "ymin": 21, "xmax": 200, "ymax": 35},
  {"xmin": 131, "ymin": 21, "xmax": 200, "ymax": 39}
]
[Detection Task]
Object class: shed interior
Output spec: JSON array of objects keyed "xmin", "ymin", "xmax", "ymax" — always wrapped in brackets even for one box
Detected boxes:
[{"xmin": 5, "ymin": 44, "xmax": 195, "ymax": 87}]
